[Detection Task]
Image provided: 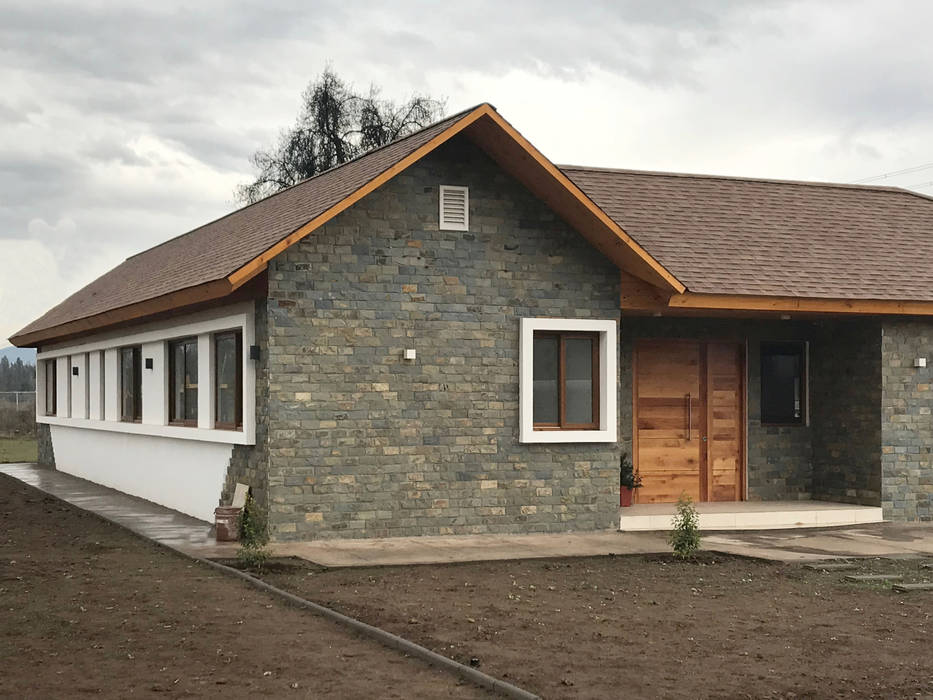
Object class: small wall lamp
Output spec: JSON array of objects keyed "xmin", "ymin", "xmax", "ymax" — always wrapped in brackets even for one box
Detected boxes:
[
  {"xmin": 249, "ymin": 345, "xmax": 261, "ymax": 361},
  {"xmin": 144, "ymin": 358, "xmax": 153, "ymax": 370}
]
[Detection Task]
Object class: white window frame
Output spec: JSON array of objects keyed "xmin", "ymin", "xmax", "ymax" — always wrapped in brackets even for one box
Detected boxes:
[
  {"xmin": 519, "ymin": 317, "xmax": 618, "ymax": 443},
  {"xmin": 439, "ymin": 185, "xmax": 469, "ymax": 231}
]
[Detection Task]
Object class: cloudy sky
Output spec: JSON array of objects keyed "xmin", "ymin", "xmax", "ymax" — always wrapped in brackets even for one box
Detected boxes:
[{"xmin": 3, "ymin": 0, "xmax": 933, "ymax": 343}]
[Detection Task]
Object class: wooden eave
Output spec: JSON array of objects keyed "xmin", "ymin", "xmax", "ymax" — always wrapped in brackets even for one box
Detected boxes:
[{"xmin": 621, "ymin": 270, "xmax": 933, "ymax": 318}]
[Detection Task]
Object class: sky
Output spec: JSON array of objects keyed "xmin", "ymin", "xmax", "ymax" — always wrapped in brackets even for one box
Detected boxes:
[{"xmin": 3, "ymin": 0, "xmax": 933, "ymax": 343}]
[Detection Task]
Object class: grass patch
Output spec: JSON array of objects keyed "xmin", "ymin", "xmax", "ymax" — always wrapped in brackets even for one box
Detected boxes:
[{"xmin": 0, "ymin": 437, "xmax": 37, "ymax": 463}]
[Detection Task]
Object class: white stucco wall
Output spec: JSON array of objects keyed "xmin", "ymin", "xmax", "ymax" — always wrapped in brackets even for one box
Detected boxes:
[{"xmin": 50, "ymin": 424, "xmax": 233, "ymax": 522}]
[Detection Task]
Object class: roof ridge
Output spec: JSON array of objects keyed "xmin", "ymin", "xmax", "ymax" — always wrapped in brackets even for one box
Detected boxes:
[
  {"xmin": 558, "ymin": 163, "xmax": 933, "ymax": 200},
  {"xmin": 127, "ymin": 104, "xmax": 488, "ymax": 261}
]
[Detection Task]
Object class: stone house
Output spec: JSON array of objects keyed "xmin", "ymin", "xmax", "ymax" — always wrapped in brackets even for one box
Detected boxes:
[{"xmin": 11, "ymin": 103, "xmax": 933, "ymax": 540}]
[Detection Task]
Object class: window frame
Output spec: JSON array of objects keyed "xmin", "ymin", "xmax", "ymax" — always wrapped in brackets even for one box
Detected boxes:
[
  {"xmin": 120, "ymin": 345, "xmax": 142, "ymax": 423},
  {"xmin": 214, "ymin": 330, "xmax": 243, "ymax": 431},
  {"xmin": 44, "ymin": 360, "xmax": 57, "ymax": 417},
  {"xmin": 519, "ymin": 318, "xmax": 617, "ymax": 444},
  {"xmin": 760, "ymin": 341, "xmax": 807, "ymax": 426},
  {"xmin": 532, "ymin": 330, "xmax": 600, "ymax": 431},
  {"xmin": 168, "ymin": 337, "xmax": 199, "ymax": 427}
]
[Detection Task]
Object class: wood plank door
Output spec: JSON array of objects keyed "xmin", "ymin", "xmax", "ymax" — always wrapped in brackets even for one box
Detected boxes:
[
  {"xmin": 634, "ymin": 340, "xmax": 704, "ymax": 503},
  {"xmin": 634, "ymin": 339, "xmax": 744, "ymax": 503}
]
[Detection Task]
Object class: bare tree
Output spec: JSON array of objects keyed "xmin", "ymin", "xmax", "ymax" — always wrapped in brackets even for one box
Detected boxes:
[{"xmin": 236, "ymin": 68, "xmax": 445, "ymax": 204}]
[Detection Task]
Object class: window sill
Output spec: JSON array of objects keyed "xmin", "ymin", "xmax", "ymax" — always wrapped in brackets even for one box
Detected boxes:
[
  {"xmin": 519, "ymin": 427, "xmax": 617, "ymax": 444},
  {"xmin": 37, "ymin": 415, "xmax": 254, "ymax": 445}
]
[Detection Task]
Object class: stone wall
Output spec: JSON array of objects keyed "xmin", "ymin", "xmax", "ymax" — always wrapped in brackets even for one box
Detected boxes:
[
  {"xmin": 881, "ymin": 319, "xmax": 933, "ymax": 521},
  {"xmin": 36, "ymin": 422, "xmax": 55, "ymax": 467},
  {"xmin": 222, "ymin": 298, "xmax": 270, "ymax": 510},
  {"xmin": 810, "ymin": 320, "xmax": 882, "ymax": 505},
  {"xmin": 263, "ymin": 136, "xmax": 622, "ymax": 541}
]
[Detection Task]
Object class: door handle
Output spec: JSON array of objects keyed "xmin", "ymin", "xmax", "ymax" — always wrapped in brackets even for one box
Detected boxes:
[{"xmin": 686, "ymin": 393, "xmax": 691, "ymax": 441}]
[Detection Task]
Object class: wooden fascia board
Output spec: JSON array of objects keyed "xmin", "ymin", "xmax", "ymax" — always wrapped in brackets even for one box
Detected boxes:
[
  {"xmin": 621, "ymin": 287, "xmax": 933, "ymax": 316},
  {"xmin": 9, "ymin": 279, "xmax": 234, "ymax": 348},
  {"xmin": 226, "ymin": 104, "xmax": 496, "ymax": 290},
  {"xmin": 473, "ymin": 111, "xmax": 685, "ymax": 295},
  {"xmin": 669, "ymin": 293, "xmax": 933, "ymax": 316}
]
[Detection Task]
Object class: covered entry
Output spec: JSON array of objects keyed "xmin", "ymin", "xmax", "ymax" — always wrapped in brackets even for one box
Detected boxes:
[{"xmin": 633, "ymin": 339, "xmax": 745, "ymax": 503}]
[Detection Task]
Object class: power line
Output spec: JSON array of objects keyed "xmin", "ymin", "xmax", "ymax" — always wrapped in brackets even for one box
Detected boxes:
[{"xmin": 854, "ymin": 161, "xmax": 933, "ymax": 184}]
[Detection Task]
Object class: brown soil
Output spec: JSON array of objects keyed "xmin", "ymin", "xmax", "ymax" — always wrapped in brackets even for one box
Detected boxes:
[
  {"xmin": 259, "ymin": 552, "xmax": 933, "ymax": 699},
  {"xmin": 0, "ymin": 474, "xmax": 489, "ymax": 699}
]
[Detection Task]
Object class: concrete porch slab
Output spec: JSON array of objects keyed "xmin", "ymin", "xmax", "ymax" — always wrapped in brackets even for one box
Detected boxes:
[{"xmin": 619, "ymin": 500, "xmax": 884, "ymax": 532}]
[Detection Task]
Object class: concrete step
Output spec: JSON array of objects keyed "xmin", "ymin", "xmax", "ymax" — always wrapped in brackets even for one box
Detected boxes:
[{"xmin": 619, "ymin": 502, "xmax": 884, "ymax": 532}]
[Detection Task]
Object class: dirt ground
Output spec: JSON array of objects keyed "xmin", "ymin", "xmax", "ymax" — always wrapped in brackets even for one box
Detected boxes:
[
  {"xmin": 259, "ymin": 551, "xmax": 933, "ymax": 699},
  {"xmin": 0, "ymin": 474, "xmax": 488, "ymax": 699}
]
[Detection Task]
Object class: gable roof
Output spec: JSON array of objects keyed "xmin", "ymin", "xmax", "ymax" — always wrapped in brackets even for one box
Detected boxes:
[
  {"xmin": 11, "ymin": 104, "xmax": 680, "ymax": 347},
  {"xmin": 562, "ymin": 166, "xmax": 933, "ymax": 302}
]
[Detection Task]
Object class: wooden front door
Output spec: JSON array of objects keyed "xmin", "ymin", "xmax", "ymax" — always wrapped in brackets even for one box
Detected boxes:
[{"xmin": 633, "ymin": 339, "xmax": 745, "ymax": 503}]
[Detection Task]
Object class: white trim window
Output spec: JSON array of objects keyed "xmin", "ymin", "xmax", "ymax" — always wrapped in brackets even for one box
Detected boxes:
[{"xmin": 519, "ymin": 318, "xmax": 617, "ymax": 443}]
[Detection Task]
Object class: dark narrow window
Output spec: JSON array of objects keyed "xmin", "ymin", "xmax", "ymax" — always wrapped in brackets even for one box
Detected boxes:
[
  {"xmin": 533, "ymin": 331, "xmax": 599, "ymax": 429},
  {"xmin": 120, "ymin": 346, "xmax": 142, "ymax": 422},
  {"xmin": 761, "ymin": 342, "xmax": 806, "ymax": 425},
  {"xmin": 169, "ymin": 338, "xmax": 198, "ymax": 426},
  {"xmin": 45, "ymin": 360, "xmax": 57, "ymax": 416},
  {"xmin": 214, "ymin": 331, "xmax": 242, "ymax": 430}
]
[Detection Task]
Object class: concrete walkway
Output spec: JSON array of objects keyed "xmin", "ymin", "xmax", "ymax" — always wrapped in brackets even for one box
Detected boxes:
[{"xmin": 5, "ymin": 462, "xmax": 933, "ymax": 566}]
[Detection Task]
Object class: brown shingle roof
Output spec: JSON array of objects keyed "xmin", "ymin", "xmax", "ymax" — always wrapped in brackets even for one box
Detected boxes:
[
  {"xmin": 562, "ymin": 165, "xmax": 933, "ymax": 301},
  {"xmin": 13, "ymin": 106, "xmax": 484, "ymax": 343}
]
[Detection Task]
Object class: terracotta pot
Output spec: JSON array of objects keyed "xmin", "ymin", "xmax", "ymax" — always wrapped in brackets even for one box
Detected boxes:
[
  {"xmin": 214, "ymin": 506, "xmax": 242, "ymax": 542},
  {"xmin": 620, "ymin": 486, "xmax": 634, "ymax": 507}
]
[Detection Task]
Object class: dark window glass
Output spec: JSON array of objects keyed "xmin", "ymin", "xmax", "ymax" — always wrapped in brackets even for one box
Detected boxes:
[
  {"xmin": 533, "ymin": 335, "xmax": 559, "ymax": 424},
  {"xmin": 761, "ymin": 342, "xmax": 805, "ymax": 425},
  {"xmin": 120, "ymin": 346, "xmax": 142, "ymax": 422},
  {"xmin": 45, "ymin": 360, "xmax": 56, "ymax": 416},
  {"xmin": 215, "ymin": 331, "xmax": 242, "ymax": 429},
  {"xmin": 532, "ymin": 332, "xmax": 599, "ymax": 429},
  {"xmin": 169, "ymin": 338, "xmax": 198, "ymax": 425}
]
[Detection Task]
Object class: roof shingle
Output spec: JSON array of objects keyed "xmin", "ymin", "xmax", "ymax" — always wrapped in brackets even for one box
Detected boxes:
[{"xmin": 562, "ymin": 166, "xmax": 933, "ymax": 301}]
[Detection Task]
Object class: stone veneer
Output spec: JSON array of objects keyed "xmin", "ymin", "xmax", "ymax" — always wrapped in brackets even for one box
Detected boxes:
[
  {"xmin": 262, "ymin": 136, "xmax": 622, "ymax": 541},
  {"xmin": 36, "ymin": 422, "xmax": 55, "ymax": 467},
  {"xmin": 881, "ymin": 319, "xmax": 933, "ymax": 521},
  {"xmin": 810, "ymin": 321, "xmax": 882, "ymax": 505}
]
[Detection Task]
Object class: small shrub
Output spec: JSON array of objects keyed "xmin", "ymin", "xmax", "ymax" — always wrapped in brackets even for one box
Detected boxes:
[
  {"xmin": 237, "ymin": 493, "xmax": 270, "ymax": 572},
  {"xmin": 668, "ymin": 493, "xmax": 701, "ymax": 559}
]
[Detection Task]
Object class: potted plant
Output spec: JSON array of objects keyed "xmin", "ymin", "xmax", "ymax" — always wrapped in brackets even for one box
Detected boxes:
[{"xmin": 619, "ymin": 453, "xmax": 642, "ymax": 507}]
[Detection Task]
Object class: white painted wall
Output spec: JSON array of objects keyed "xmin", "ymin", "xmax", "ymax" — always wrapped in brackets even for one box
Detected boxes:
[
  {"xmin": 103, "ymin": 348, "xmax": 119, "ymax": 422},
  {"xmin": 88, "ymin": 351, "xmax": 103, "ymax": 420},
  {"xmin": 56, "ymin": 356, "xmax": 70, "ymax": 418},
  {"xmin": 70, "ymin": 352, "xmax": 88, "ymax": 420},
  {"xmin": 50, "ymin": 424, "xmax": 233, "ymax": 522}
]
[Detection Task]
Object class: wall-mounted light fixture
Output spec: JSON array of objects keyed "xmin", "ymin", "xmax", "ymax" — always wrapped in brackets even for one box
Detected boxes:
[
  {"xmin": 914, "ymin": 358, "xmax": 927, "ymax": 368},
  {"xmin": 404, "ymin": 348, "xmax": 417, "ymax": 361},
  {"xmin": 249, "ymin": 345, "xmax": 260, "ymax": 361},
  {"xmin": 72, "ymin": 366, "xmax": 79, "ymax": 376},
  {"xmin": 145, "ymin": 358, "xmax": 153, "ymax": 370}
]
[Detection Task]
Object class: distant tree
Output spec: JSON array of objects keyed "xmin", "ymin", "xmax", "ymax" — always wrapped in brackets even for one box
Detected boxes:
[
  {"xmin": 236, "ymin": 68, "xmax": 446, "ymax": 204},
  {"xmin": 0, "ymin": 357, "xmax": 35, "ymax": 392}
]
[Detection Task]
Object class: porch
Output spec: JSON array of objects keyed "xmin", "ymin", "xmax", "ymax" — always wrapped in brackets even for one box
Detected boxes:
[{"xmin": 618, "ymin": 500, "xmax": 884, "ymax": 532}]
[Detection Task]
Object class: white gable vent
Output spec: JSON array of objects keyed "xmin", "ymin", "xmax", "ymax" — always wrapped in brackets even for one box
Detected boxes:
[{"xmin": 439, "ymin": 185, "xmax": 469, "ymax": 231}]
